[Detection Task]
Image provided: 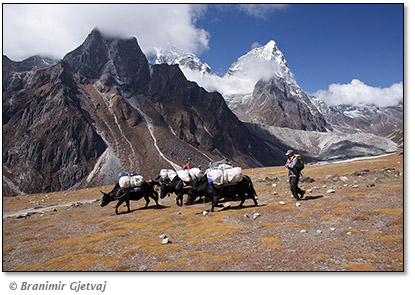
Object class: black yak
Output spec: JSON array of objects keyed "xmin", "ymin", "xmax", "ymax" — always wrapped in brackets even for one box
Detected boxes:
[
  {"xmin": 188, "ymin": 175, "xmax": 258, "ymax": 212},
  {"xmin": 100, "ymin": 182, "xmax": 159, "ymax": 214}
]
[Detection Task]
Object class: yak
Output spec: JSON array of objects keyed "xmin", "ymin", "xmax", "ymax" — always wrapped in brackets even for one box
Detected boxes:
[
  {"xmin": 159, "ymin": 176, "xmax": 192, "ymax": 206},
  {"xmin": 187, "ymin": 174, "xmax": 258, "ymax": 212},
  {"xmin": 100, "ymin": 181, "xmax": 160, "ymax": 214}
]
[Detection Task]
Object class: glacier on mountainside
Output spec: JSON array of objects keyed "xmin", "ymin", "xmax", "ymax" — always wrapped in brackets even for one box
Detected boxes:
[
  {"xmin": 247, "ymin": 123, "xmax": 399, "ymax": 162},
  {"xmin": 149, "ymin": 39, "xmax": 402, "ymax": 159}
]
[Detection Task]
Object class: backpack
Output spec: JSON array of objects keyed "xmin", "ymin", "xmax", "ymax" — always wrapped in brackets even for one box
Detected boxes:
[{"xmin": 293, "ymin": 154, "xmax": 304, "ymax": 172}]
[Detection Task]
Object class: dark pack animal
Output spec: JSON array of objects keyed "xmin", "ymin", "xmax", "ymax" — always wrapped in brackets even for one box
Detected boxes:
[
  {"xmin": 100, "ymin": 182, "xmax": 159, "ymax": 214},
  {"xmin": 159, "ymin": 176, "xmax": 192, "ymax": 206},
  {"xmin": 160, "ymin": 175, "xmax": 208, "ymax": 206},
  {"xmin": 188, "ymin": 174, "xmax": 258, "ymax": 212},
  {"xmin": 148, "ymin": 175, "xmax": 164, "ymax": 187}
]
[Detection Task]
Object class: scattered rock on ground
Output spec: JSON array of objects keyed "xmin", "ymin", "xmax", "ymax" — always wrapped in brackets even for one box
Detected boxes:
[
  {"xmin": 339, "ymin": 176, "xmax": 349, "ymax": 182},
  {"xmin": 353, "ymin": 168, "xmax": 370, "ymax": 176}
]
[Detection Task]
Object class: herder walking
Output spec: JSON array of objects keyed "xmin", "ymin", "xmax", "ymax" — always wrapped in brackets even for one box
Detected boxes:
[{"xmin": 285, "ymin": 150, "xmax": 305, "ymax": 200}]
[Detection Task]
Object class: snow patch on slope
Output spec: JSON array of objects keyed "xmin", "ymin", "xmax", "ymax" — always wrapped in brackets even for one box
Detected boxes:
[
  {"xmin": 125, "ymin": 97, "xmax": 181, "ymax": 171},
  {"xmin": 86, "ymin": 146, "xmax": 121, "ymax": 184},
  {"xmin": 93, "ymin": 82, "xmax": 135, "ymax": 170}
]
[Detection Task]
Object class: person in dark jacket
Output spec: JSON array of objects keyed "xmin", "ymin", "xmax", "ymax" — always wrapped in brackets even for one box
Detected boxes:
[{"xmin": 285, "ymin": 150, "xmax": 305, "ymax": 200}]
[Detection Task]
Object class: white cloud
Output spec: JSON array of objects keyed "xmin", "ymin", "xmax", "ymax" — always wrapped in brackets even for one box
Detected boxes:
[
  {"xmin": 237, "ymin": 4, "xmax": 288, "ymax": 19},
  {"xmin": 251, "ymin": 42, "xmax": 262, "ymax": 49},
  {"xmin": 3, "ymin": 4, "xmax": 210, "ymax": 61},
  {"xmin": 313, "ymin": 79, "xmax": 403, "ymax": 107},
  {"xmin": 180, "ymin": 54, "xmax": 284, "ymax": 97}
]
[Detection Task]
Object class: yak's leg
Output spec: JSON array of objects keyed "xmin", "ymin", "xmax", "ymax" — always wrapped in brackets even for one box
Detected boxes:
[
  {"xmin": 144, "ymin": 195, "xmax": 150, "ymax": 208},
  {"xmin": 252, "ymin": 194, "xmax": 258, "ymax": 206},
  {"xmin": 152, "ymin": 192, "xmax": 161, "ymax": 207},
  {"xmin": 125, "ymin": 199, "xmax": 131, "ymax": 212},
  {"xmin": 186, "ymin": 193, "xmax": 195, "ymax": 205},
  {"xmin": 211, "ymin": 195, "xmax": 221, "ymax": 212},
  {"xmin": 126, "ymin": 191, "xmax": 131, "ymax": 212},
  {"xmin": 176, "ymin": 192, "xmax": 183, "ymax": 206},
  {"xmin": 238, "ymin": 194, "xmax": 246, "ymax": 208},
  {"xmin": 115, "ymin": 199, "xmax": 124, "ymax": 215},
  {"xmin": 209, "ymin": 187, "xmax": 221, "ymax": 212}
]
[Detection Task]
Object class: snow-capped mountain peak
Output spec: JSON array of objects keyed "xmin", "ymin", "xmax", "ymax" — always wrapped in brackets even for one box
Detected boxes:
[
  {"xmin": 148, "ymin": 43, "xmax": 213, "ymax": 76},
  {"xmin": 250, "ymin": 40, "xmax": 281, "ymax": 60},
  {"xmin": 226, "ymin": 40, "xmax": 297, "ymax": 87}
]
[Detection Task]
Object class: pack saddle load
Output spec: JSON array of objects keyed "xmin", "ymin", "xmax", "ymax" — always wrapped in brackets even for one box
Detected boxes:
[
  {"xmin": 206, "ymin": 163, "xmax": 243, "ymax": 187},
  {"xmin": 118, "ymin": 172, "xmax": 144, "ymax": 189},
  {"xmin": 159, "ymin": 169, "xmax": 178, "ymax": 182},
  {"xmin": 177, "ymin": 168, "xmax": 204, "ymax": 183}
]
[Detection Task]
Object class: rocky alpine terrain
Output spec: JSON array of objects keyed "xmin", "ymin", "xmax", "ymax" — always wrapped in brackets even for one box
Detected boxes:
[
  {"xmin": 3, "ymin": 153, "xmax": 403, "ymax": 271},
  {"xmin": 154, "ymin": 40, "xmax": 402, "ymax": 156},
  {"xmin": 2, "ymin": 28, "xmax": 402, "ymax": 198},
  {"xmin": 3, "ymin": 29, "xmax": 285, "ymax": 196}
]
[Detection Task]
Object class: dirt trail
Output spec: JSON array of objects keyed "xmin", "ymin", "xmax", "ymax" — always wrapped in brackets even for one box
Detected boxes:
[{"xmin": 3, "ymin": 198, "xmax": 99, "ymax": 219}]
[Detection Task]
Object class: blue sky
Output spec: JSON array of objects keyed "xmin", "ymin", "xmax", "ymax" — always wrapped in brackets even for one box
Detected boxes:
[
  {"xmin": 196, "ymin": 4, "xmax": 403, "ymax": 93},
  {"xmin": 3, "ymin": 3, "xmax": 403, "ymax": 97}
]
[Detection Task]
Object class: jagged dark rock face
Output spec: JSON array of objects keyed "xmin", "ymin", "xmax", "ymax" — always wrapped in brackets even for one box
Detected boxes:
[
  {"xmin": 250, "ymin": 78, "xmax": 330, "ymax": 132},
  {"xmin": 3, "ymin": 63, "xmax": 107, "ymax": 195},
  {"xmin": 3, "ymin": 29, "xmax": 285, "ymax": 196},
  {"xmin": 63, "ymin": 29, "xmax": 151, "ymax": 93},
  {"xmin": 148, "ymin": 64, "xmax": 281, "ymax": 167}
]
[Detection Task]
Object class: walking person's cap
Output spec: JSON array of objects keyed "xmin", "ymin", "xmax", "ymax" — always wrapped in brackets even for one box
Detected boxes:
[{"xmin": 285, "ymin": 150, "xmax": 294, "ymax": 156}]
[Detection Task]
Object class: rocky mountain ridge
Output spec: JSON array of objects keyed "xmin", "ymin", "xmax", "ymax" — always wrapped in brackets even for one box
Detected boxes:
[
  {"xmin": 154, "ymin": 40, "xmax": 402, "ymax": 148},
  {"xmin": 308, "ymin": 96, "xmax": 403, "ymax": 148},
  {"xmin": 147, "ymin": 43, "xmax": 213, "ymax": 77},
  {"xmin": 3, "ymin": 29, "xmax": 285, "ymax": 196},
  {"xmin": 2, "ymin": 30, "xmax": 402, "ymax": 196}
]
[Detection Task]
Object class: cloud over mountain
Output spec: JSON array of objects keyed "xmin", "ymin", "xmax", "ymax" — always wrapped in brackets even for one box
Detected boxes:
[
  {"xmin": 237, "ymin": 4, "xmax": 289, "ymax": 19},
  {"xmin": 313, "ymin": 79, "xmax": 403, "ymax": 107},
  {"xmin": 3, "ymin": 4, "xmax": 210, "ymax": 61}
]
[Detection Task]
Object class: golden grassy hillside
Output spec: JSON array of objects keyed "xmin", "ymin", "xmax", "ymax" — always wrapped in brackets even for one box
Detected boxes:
[{"xmin": 3, "ymin": 153, "xmax": 403, "ymax": 271}]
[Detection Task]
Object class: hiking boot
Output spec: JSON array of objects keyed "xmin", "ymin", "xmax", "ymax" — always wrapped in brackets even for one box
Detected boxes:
[{"xmin": 300, "ymin": 190, "xmax": 305, "ymax": 199}]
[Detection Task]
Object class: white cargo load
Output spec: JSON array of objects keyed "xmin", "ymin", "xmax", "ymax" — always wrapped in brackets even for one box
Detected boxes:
[
  {"xmin": 130, "ymin": 175, "xmax": 144, "ymax": 187},
  {"xmin": 177, "ymin": 168, "xmax": 203, "ymax": 183},
  {"xmin": 189, "ymin": 168, "xmax": 204, "ymax": 180},
  {"xmin": 207, "ymin": 166, "xmax": 243, "ymax": 186},
  {"xmin": 160, "ymin": 169, "xmax": 177, "ymax": 181},
  {"xmin": 119, "ymin": 174, "xmax": 144, "ymax": 189}
]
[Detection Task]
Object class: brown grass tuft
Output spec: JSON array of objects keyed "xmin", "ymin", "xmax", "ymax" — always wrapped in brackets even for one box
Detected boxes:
[
  {"xmin": 296, "ymin": 209, "xmax": 314, "ymax": 218},
  {"xmin": 366, "ymin": 209, "xmax": 403, "ymax": 216},
  {"xmin": 343, "ymin": 262, "xmax": 377, "ymax": 271},
  {"xmin": 259, "ymin": 233, "xmax": 284, "ymax": 250},
  {"xmin": 344, "ymin": 253, "xmax": 377, "ymax": 261},
  {"xmin": 3, "ymin": 242, "xmax": 19, "ymax": 255},
  {"xmin": 261, "ymin": 223, "xmax": 283, "ymax": 230},
  {"xmin": 284, "ymin": 223, "xmax": 309, "ymax": 228},
  {"xmin": 321, "ymin": 214, "xmax": 342, "ymax": 221},
  {"xmin": 381, "ymin": 234, "xmax": 403, "ymax": 248}
]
